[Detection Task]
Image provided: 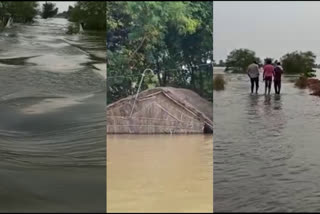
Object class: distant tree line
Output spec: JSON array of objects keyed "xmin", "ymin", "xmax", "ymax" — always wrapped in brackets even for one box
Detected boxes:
[
  {"xmin": 213, "ymin": 60, "xmax": 226, "ymax": 67},
  {"xmin": 107, "ymin": 1, "xmax": 213, "ymax": 104},
  {"xmin": 221, "ymin": 48, "xmax": 317, "ymax": 77}
]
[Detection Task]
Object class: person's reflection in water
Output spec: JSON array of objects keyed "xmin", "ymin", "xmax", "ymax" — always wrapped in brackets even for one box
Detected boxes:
[
  {"xmin": 273, "ymin": 94, "xmax": 282, "ymax": 110},
  {"xmin": 255, "ymin": 94, "xmax": 286, "ymax": 142},
  {"xmin": 246, "ymin": 94, "xmax": 261, "ymax": 120},
  {"xmin": 249, "ymin": 94, "xmax": 259, "ymax": 107},
  {"xmin": 264, "ymin": 94, "xmax": 272, "ymax": 106}
]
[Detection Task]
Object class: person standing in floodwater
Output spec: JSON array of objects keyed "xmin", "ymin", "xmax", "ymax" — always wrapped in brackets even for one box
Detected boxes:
[
  {"xmin": 263, "ymin": 59, "xmax": 274, "ymax": 95},
  {"xmin": 274, "ymin": 62, "xmax": 284, "ymax": 94},
  {"xmin": 247, "ymin": 60, "xmax": 260, "ymax": 94}
]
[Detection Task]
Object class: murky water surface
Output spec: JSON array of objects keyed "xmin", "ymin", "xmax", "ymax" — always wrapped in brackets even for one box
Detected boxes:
[
  {"xmin": 0, "ymin": 18, "xmax": 106, "ymax": 212},
  {"xmin": 213, "ymin": 68, "xmax": 320, "ymax": 212},
  {"xmin": 107, "ymin": 135, "xmax": 213, "ymax": 213}
]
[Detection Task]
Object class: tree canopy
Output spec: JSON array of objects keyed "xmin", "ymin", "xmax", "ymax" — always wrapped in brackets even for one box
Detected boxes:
[
  {"xmin": 68, "ymin": 1, "xmax": 106, "ymax": 31},
  {"xmin": 225, "ymin": 49, "xmax": 261, "ymax": 73},
  {"xmin": 107, "ymin": 1, "xmax": 213, "ymax": 104},
  {"xmin": 281, "ymin": 51, "xmax": 316, "ymax": 77},
  {"xmin": 0, "ymin": 1, "xmax": 38, "ymax": 23},
  {"xmin": 41, "ymin": 2, "xmax": 58, "ymax": 19}
]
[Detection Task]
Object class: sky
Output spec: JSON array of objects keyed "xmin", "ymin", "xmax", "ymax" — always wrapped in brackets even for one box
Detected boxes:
[
  {"xmin": 214, "ymin": 1, "xmax": 320, "ymax": 63},
  {"xmin": 38, "ymin": 1, "xmax": 76, "ymax": 12}
]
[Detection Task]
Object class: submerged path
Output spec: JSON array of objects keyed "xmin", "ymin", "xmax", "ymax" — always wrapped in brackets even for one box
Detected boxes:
[
  {"xmin": 0, "ymin": 18, "xmax": 106, "ymax": 212},
  {"xmin": 214, "ymin": 71, "xmax": 320, "ymax": 212}
]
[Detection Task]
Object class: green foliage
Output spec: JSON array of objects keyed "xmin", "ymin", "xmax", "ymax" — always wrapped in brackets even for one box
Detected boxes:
[
  {"xmin": 225, "ymin": 49, "xmax": 261, "ymax": 73},
  {"xmin": 0, "ymin": 1, "xmax": 38, "ymax": 23},
  {"xmin": 107, "ymin": 1, "xmax": 213, "ymax": 104},
  {"xmin": 41, "ymin": 2, "xmax": 58, "ymax": 19},
  {"xmin": 69, "ymin": 1, "xmax": 106, "ymax": 31},
  {"xmin": 213, "ymin": 74, "xmax": 225, "ymax": 91},
  {"xmin": 281, "ymin": 51, "xmax": 316, "ymax": 77}
]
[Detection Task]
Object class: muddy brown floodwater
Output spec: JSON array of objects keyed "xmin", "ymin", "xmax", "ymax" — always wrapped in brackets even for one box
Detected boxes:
[{"xmin": 107, "ymin": 135, "xmax": 213, "ymax": 213}]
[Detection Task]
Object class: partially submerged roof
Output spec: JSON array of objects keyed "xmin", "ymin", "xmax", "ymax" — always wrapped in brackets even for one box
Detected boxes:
[{"xmin": 107, "ymin": 87, "xmax": 213, "ymax": 130}]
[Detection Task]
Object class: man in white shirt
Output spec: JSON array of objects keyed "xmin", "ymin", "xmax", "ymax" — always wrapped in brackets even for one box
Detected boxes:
[{"xmin": 247, "ymin": 60, "xmax": 260, "ymax": 94}]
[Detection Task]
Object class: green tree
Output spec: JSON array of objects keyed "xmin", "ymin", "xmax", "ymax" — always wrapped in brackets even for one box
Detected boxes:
[
  {"xmin": 41, "ymin": 2, "xmax": 58, "ymax": 19},
  {"xmin": 0, "ymin": 1, "xmax": 38, "ymax": 23},
  {"xmin": 225, "ymin": 49, "xmax": 261, "ymax": 73},
  {"xmin": 69, "ymin": 1, "xmax": 106, "ymax": 31},
  {"xmin": 281, "ymin": 51, "xmax": 316, "ymax": 77},
  {"xmin": 107, "ymin": 1, "xmax": 213, "ymax": 104}
]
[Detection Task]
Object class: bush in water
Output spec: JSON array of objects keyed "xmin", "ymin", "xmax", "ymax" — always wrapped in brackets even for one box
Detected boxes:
[
  {"xmin": 213, "ymin": 74, "xmax": 226, "ymax": 91},
  {"xmin": 281, "ymin": 51, "xmax": 316, "ymax": 77},
  {"xmin": 225, "ymin": 49, "xmax": 261, "ymax": 73}
]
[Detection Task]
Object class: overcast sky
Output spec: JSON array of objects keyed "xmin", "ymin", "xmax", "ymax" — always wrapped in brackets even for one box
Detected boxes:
[
  {"xmin": 38, "ymin": 1, "xmax": 76, "ymax": 12},
  {"xmin": 214, "ymin": 1, "xmax": 320, "ymax": 63}
]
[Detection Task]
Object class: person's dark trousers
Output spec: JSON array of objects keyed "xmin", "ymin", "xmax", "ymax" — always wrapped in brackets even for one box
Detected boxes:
[
  {"xmin": 250, "ymin": 77, "xmax": 259, "ymax": 93},
  {"xmin": 274, "ymin": 79, "xmax": 281, "ymax": 94},
  {"xmin": 264, "ymin": 77, "xmax": 272, "ymax": 94}
]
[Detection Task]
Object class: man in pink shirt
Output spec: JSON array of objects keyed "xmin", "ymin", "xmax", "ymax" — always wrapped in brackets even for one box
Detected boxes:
[{"xmin": 263, "ymin": 58, "xmax": 274, "ymax": 95}]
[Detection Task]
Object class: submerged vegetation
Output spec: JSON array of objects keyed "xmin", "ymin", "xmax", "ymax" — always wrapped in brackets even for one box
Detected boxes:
[
  {"xmin": 107, "ymin": 1, "xmax": 213, "ymax": 104},
  {"xmin": 224, "ymin": 48, "xmax": 317, "ymax": 77},
  {"xmin": 213, "ymin": 74, "xmax": 226, "ymax": 91},
  {"xmin": 225, "ymin": 49, "xmax": 261, "ymax": 73},
  {"xmin": 281, "ymin": 51, "xmax": 316, "ymax": 77}
]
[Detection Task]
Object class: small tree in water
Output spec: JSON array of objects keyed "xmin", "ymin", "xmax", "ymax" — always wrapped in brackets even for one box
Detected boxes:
[
  {"xmin": 225, "ymin": 49, "xmax": 261, "ymax": 73},
  {"xmin": 213, "ymin": 74, "xmax": 226, "ymax": 91},
  {"xmin": 281, "ymin": 51, "xmax": 316, "ymax": 77},
  {"xmin": 41, "ymin": 2, "xmax": 58, "ymax": 19}
]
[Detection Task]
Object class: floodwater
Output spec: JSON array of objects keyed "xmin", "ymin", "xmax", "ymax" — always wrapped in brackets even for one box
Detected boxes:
[
  {"xmin": 0, "ymin": 18, "xmax": 106, "ymax": 212},
  {"xmin": 213, "ymin": 69, "xmax": 320, "ymax": 212},
  {"xmin": 107, "ymin": 135, "xmax": 213, "ymax": 213}
]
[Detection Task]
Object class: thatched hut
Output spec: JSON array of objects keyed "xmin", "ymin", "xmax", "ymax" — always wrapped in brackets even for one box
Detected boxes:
[{"xmin": 106, "ymin": 87, "xmax": 213, "ymax": 134}]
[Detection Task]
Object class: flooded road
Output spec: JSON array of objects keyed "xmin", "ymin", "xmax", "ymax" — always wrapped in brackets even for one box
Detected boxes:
[
  {"xmin": 0, "ymin": 18, "xmax": 106, "ymax": 212},
  {"xmin": 107, "ymin": 135, "xmax": 213, "ymax": 213},
  {"xmin": 213, "ymin": 69, "xmax": 320, "ymax": 212}
]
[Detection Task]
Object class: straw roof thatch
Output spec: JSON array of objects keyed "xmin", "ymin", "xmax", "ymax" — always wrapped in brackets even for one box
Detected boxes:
[{"xmin": 106, "ymin": 87, "xmax": 213, "ymax": 134}]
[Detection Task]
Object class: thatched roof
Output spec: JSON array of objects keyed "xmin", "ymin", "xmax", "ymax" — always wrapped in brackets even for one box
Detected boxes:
[{"xmin": 107, "ymin": 87, "xmax": 213, "ymax": 133}]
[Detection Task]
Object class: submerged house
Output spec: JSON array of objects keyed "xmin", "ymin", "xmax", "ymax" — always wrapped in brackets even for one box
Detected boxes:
[{"xmin": 106, "ymin": 87, "xmax": 213, "ymax": 134}]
